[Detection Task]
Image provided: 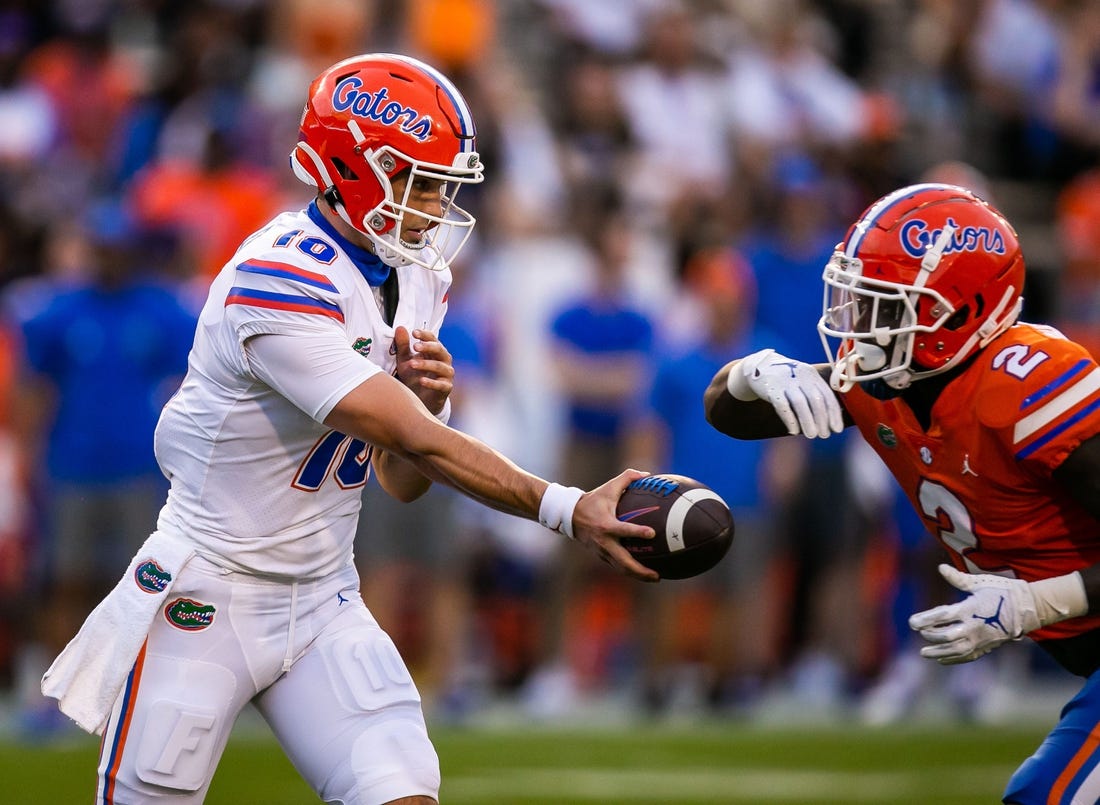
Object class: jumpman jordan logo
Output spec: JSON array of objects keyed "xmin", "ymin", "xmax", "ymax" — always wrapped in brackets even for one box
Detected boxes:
[
  {"xmin": 962, "ymin": 454, "xmax": 978, "ymax": 477},
  {"xmin": 337, "ymin": 591, "xmax": 349, "ymax": 606},
  {"xmin": 758, "ymin": 361, "xmax": 799, "ymax": 379},
  {"xmin": 973, "ymin": 596, "xmax": 1008, "ymax": 634}
]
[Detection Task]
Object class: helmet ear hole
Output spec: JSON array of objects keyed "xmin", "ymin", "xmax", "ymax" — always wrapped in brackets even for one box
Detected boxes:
[
  {"xmin": 331, "ymin": 157, "xmax": 359, "ymax": 180},
  {"xmin": 943, "ymin": 304, "xmax": 970, "ymax": 331}
]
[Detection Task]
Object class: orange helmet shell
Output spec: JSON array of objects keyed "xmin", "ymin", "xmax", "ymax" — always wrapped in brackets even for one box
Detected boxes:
[
  {"xmin": 819, "ymin": 183, "xmax": 1025, "ymax": 390},
  {"xmin": 290, "ymin": 53, "xmax": 483, "ymax": 268}
]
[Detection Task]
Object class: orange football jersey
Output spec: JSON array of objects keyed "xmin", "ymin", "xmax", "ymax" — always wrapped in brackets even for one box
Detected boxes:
[{"xmin": 844, "ymin": 322, "xmax": 1100, "ymax": 641}]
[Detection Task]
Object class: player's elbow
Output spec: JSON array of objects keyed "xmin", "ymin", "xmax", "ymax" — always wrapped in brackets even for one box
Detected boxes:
[
  {"xmin": 372, "ymin": 449, "xmax": 433, "ymax": 502},
  {"xmin": 703, "ymin": 374, "xmax": 744, "ymax": 435},
  {"xmin": 702, "ymin": 378, "xmax": 725, "ymax": 425},
  {"xmin": 703, "ymin": 381, "xmax": 785, "ymax": 441},
  {"xmin": 382, "ymin": 479, "xmax": 431, "ymax": 504}
]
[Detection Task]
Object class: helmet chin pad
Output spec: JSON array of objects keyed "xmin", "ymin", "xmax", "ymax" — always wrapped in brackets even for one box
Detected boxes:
[
  {"xmin": 854, "ymin": 341, "xmax": 888, "ymax": 371},
  {"xmin": 371, "ymin": 230, "xmax": 423, "ymax": 269}
]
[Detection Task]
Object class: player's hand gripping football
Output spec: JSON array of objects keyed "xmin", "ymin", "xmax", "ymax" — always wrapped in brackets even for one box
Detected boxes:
[
  {"xmin": 909, "ymin": 564, "xmax": 1088, "ymax": 664},
  {"xmin": 393, "ymin": 326, "xmax": 454, "ymax": 418},
  {"xmin": 726, "ymin": 349, "xmax": 844, "ymax": 439},
  {"xmin": 574, "ymin": 470, "xmax": 659, "ymax": 583}
]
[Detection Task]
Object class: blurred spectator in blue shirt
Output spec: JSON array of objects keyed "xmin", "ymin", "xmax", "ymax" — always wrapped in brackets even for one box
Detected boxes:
[
  {"xmin": 628, "ymin": 245, "xmax": 799, "ymax": 715},
  {"xmin": 737, "ymin": 152, "xmax": 871, "ymax": 716},
  {"xmin": 548, "ymin": 199, "xmax": 655, "ymax": 479},
  {"xmin": 523, "ymin": 185, "xmax": 657, "ymax": 718},
  {"xmin": 14, "ymin": 198, "xmax": 195, "ymax": 737}
]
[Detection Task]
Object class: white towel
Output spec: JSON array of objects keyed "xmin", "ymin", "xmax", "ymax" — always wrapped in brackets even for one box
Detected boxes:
[{"xmin": 41, "ymin": 530, "xmax": 196, "ymax": 735}]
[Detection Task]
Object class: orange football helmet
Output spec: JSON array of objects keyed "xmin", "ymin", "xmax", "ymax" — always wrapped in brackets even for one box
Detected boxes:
[
  {"xmin": 291, "ymin": 53, "xmax": 484, "ymax": 270},
  {"xmin": 818, "ymin": 183, "xmax": 1025, "ymax": 392}
]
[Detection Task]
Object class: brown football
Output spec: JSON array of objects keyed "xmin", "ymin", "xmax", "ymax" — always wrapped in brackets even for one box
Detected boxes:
[{"xmin": 616, "ymin": 474, "xmax": 734, "ymax": 580}]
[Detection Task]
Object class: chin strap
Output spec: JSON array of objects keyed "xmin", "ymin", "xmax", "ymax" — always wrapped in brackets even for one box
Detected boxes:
[
  {"xmin": 977, "ymin": 288, "xmax": 1023, "ymax": 346},
  {"xmin": 372, "ymin": 232, "xmax": 416, "ymax": 269}
]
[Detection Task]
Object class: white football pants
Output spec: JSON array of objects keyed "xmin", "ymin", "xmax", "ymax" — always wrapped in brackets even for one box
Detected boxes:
[{"xmin": 96, "ymin": 555, "xmax": 440, "ymax": 803}]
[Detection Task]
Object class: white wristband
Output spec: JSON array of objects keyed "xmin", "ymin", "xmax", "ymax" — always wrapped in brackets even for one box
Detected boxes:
[
  {"xmin": 434, "ymin": 398, "xmax": 452, "ymax": 426},
  {"xmin": 1031, "ymin": 571, "xmax": 1089, "ymax": 627},
  {"xmin": 539, "ymin": 482, "xmax": 584, "ymax": 540},
  {"xmin": 725, "ymin": 361, "xmax": 759, "ymax": 401}
]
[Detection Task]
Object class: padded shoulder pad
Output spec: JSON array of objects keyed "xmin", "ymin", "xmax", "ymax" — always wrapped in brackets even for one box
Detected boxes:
[
  {"xmin": 975, "ymin": 324, "xmax": 1100, "ymax": 460},
  {"xmin": 224, "ymin": 253, "xmax": 346, "ymax": 335}
]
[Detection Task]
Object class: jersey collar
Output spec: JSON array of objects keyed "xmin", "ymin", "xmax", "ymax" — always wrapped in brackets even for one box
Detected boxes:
[{"xmin": 307, "ymin": 201, "xmax": 391, "ymax": 287}]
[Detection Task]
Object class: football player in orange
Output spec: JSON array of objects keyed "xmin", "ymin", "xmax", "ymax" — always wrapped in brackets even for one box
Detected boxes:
[{"xmin": 704, "ymin": 183, "xmax": 1100, "ymax": 804}]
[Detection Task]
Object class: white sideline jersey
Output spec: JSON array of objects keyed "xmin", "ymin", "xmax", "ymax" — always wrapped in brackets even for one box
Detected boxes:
[{"xmin": 154, "ymin": 205, "xmax": 450, "ymax": 579}]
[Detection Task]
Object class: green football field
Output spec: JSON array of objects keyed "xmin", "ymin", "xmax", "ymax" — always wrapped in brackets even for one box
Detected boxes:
[{"xmin": 2, "ymin": 720, "xmax": 1050, "ymax": 804}]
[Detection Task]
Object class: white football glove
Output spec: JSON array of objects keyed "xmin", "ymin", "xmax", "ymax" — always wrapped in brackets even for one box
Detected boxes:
[
  {"xmin": 909, "ymin": 564, "xmax": 1088, "ymax": 665},
  {"xmin": 726, "ymin": 349, "xmax": 844, "ymax": 439}
]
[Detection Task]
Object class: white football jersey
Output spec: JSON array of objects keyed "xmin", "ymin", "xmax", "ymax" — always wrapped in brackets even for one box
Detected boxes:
[{"xmin": 154, "ymin": 205, "xmax": 450, "ymax": 578}]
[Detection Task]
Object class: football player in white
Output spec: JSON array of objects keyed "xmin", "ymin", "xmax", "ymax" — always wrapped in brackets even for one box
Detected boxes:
[{"xmin": 41, "ymin": 53, "xmax": 657, "ymax": 805}]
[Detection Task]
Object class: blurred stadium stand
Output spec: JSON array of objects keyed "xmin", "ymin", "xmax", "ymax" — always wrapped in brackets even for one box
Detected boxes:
[{"xmin": 1, "ymin": 0, "xmax": 1097, "ymax": 738}]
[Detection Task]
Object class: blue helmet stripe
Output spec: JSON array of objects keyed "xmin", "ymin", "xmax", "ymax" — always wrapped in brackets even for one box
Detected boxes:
[
  {"xmin": 385, "ymin": 53, "xmax": 476, "ymax": 150},
  {"xmin": 845, "ymin": 182, "xmax": 956, "ymax": 258}
]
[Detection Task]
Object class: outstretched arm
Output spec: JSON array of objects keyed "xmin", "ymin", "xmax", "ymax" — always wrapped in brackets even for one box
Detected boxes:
[
  {"xmin": 704, "ymin": 349, "xmax": 848, "ymax": 440},
  {"xmin": 704, "ymin": 360, "xmax": 794, "ymax": 440},
  {"xmin": 327, "ymin": 371, "xmax": 659, "ymax": 581},
  {"xmin": 243, "ymin": 327, "xmax": 658, "ymax": 581}
]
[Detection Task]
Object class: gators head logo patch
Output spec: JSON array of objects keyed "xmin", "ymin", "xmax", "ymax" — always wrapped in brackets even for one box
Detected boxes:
[
  {"xmin": 352, "ymin": 337, "xmax": 372, "ymax": 356},
  {"xmin": 134, "ymin": 560, "xmax": 172, "ymax": 594},
  {"xmin": 165, "ymin": 598, "xmax": 216, "ymax": 631}
]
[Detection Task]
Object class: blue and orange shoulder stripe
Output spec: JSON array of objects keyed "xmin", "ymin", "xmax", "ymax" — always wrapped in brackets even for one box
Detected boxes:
[
  {"xmin": 1013, "ymin": 356, "xmax": 1100, "ymax": 460},
  {"xmin": 225, "ymin": 257, "xmax": 344, "ymax": 323}
]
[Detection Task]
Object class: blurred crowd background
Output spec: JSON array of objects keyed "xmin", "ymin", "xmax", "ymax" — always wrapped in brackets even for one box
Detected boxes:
[{"xmin": 1, "ymin": 0, "xmax": 1099, "ymax": 741}]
